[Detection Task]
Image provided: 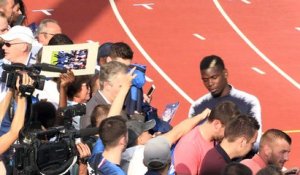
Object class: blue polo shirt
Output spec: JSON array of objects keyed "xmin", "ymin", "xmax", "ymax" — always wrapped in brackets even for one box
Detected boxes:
[{"xmin": 88, "ymin": 152, "xmax": 126, "ymax": 175}]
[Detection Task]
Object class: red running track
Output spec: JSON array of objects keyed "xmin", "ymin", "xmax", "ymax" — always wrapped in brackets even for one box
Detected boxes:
[{"xmin": 24, "ymin": 0, "xmax": 300, "ymax": 167}]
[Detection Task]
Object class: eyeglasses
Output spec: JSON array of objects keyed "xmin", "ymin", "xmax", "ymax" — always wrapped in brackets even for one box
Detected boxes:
[{"xmin": 3, "ymin": 42, "xmax": 26, "ymax": 47}]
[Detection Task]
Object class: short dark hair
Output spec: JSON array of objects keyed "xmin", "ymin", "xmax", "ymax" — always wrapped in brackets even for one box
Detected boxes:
[
  {"xmin": 207, "ymin": 101, "xmax": 240, "ymax": 125},
  {"xmin": 97, "ymin": 42, "xmax": 113, "ymax": 63},
  {"xmin": 224, "ymin": 114, "xmax": 260, "ymax": 142},
  {"xmin": 66, "ymin": 75, "xmax": 91, "ymax": 100},
  {"xmin": 221, "ymin": 162, "xmax": 252, "ymax": 175},
  {"xmin": 48, "ymin": 33, "xmax": 73, "ymax": 45},
  {"xmin": 109, "ymin": 42, "xmax": 133, "ymax": 60},
  {"xmin": 256, "ymin": 165, "xmax": 283, "ymax": 175},
  {"xmin": 259, "ymin": 129, "xmax": 292, "ymax": 150},
  {"xmin": 200, "ymin": 55, "xmax": 225, "ymax": 71},
  {"xmin": 90, "ymin": 104, "xmax": 111, "ymax": 127},
  {"xmin": 32, "ymin": 101, "xmax": 56, "ymax": 129},
  {"xmin": 99, "ymin": 116, "xmax": 127, "ymax": 147}
]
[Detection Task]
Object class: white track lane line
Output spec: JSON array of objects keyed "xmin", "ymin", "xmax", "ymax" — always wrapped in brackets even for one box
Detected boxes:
[
  {"xmin": 109, "ymin": 0, "xmax": 194, "ymax": 104},
  {"xmin": 32, "ymin": 9, "xmax": 54, "ymax": 16},
  {"xmin": 193, "ymin": 33, "xmax": 206, "ymax": 40},
  {"xmin": 295, "ymin": 27, "xmax": 300, "ymax": 31},
  {"xmin": 241, "ymin": 0, "xmax": 251, "ymax": 4},
  {"xmin": 214, "ymin": 0, "xmax": 300, "ymax": 89},
  {"xmin": 133, "ymin": 3, "xmax": 154, "ymax": 10},
  {"xmin": 252, "ymin": 67, "xmax": 266, "ymax": 75}
]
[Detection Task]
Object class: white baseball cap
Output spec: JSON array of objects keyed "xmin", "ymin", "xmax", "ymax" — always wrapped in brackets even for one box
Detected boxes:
[{"xmin": 0, "ymin": 25, "xmax": 34, "ymax": 44}]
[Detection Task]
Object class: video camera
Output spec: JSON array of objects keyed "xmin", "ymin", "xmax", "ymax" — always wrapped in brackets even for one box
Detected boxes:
[
  {"xmin": 1, "ymin": 62, "xmax": 68, "ymax": 97},
  {"xmin": 1, "ymin": 63, "xmax": 46, "ymax": 96},
  {"xmin": 57, "ymin": 103, "xmax": 86, "ymax": 129},
  {"xmin": 11, "ymin": 103, "xmax": 92, "ymax": 175},
  {"xmin": 58, "ymin": 103, "xmax": 86, "ymax": 119},
  {"xmin": 12, "ymin": 126, "xmax": 98, "ymax": 175}
]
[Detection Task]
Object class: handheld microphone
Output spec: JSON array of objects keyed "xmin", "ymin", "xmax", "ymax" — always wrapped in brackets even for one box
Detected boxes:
[{"xmin": 35, "ymin": 63, "xmax": 67, "ymax": 73}]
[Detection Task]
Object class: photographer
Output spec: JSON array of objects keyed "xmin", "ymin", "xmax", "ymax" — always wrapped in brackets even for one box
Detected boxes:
[
  {"xmin": 0, "ymin": 25, "xmax": 35, "ymax": 137},
  {"xmin": 0, "ymin": 73, "xmax": 32, "ymax": 172},
  {"xmin": 0, "ymin": 73, "xmax": 32, "ymax": 154},
  {"xmin": 58, "ymin": 70, "xmax": 92, "ymax": 130}
]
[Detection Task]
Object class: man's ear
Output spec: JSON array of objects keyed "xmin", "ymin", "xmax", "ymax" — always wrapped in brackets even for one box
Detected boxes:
[
  {"xmin": 106, "ymin": 56, "xmax": 112, "ymax": 63},
  {"xmin": 22, "ymin": 44, "xmax": 29, "ymax": 52},
  {"xmin": 238, "ymin": 136, "xmax": 247, "ymax": 148},
  {"xmin": 119, "ymin": 135, "xmax": 127, "ymax": 146},
  {"xmin": 223, "ymin": 69, "xmax": 228, "ymax": 79},
  {"xmin": 263, "ymin": 144, "xmax": 272, "ymax": 157},
  {"xmin": 212, "ymin": 119, "xmax": 223, "ymax": 130},
  {"xmin": 242, "ymin": 139, "xmax": 247, "ymax": 147},
  {"xmin": 103, "ymin": 81, "xmax": 111, "ymax": 89}
]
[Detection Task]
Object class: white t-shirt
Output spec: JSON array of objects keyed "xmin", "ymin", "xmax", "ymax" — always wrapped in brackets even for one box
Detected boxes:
[{"xmin": 127, "ymin": 145, "xmax": 147, "ymax": 175}]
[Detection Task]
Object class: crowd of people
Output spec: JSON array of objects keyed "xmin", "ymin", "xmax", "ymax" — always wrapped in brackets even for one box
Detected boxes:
[{"xmin": 0, "ymin": 0, "xmax": 298, "ymax": 175}]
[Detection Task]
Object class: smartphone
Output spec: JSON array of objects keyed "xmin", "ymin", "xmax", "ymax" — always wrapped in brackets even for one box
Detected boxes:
[
  {"xmin": 147, "ymin": 84, "xmax": 156, "ymax": 97},
  {"xmin": 162, "ymin": 102, "xmax": 180, "ymax": 123},
  {"xmin": 13, "ymin": 15, "xmax": 26, "ymax": 26}
]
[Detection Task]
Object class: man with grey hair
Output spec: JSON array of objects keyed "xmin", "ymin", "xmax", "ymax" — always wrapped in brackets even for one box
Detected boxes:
[
  {"xmin": 0, "ymin": 25, "xmax": 35, "ymax": 135},
  {"xmin": 36, "ymin": 18, "xmax": 62, "ymax": 45},
  {"xmin": 80, "ymin": 61, "xmax": 129, "ymax": 129},
  {"xmin": 1, "ymin": 25, "xmax": 34, "ymax": 63},
  {"xmin": 0, "ymin": 25, "xmax": 35, "ymax": 174}
]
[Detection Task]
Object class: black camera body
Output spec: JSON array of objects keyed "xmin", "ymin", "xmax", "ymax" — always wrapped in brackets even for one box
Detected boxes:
[
  {"xmin": 9, "ymin": 102, "xmax": 96, "ymax": 174},
  {"xmin": 12, "ymin": 129, "xmax": 78, "ymax": 175},
  {"xmin": 1, "ymin": 63, "xmax": 46, "ymax": 91},
  {"xmin": 57, "ymin": 103, "xmax": 86, "ymax": 129},
  {"xmin": 58, "ymin": 103, "xmax": 86, "ymax": 118}
]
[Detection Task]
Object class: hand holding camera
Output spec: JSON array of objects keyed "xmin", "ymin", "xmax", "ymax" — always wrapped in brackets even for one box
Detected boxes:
[{"xmin": 16, "ymin": 72, "xmax": 35, "ymax": 97}]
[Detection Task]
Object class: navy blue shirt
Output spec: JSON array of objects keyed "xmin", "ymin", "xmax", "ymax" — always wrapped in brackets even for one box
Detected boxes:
[
  {"xmin": 88, "ymin": 152, "xmax": 126, "ymax": 175},
  {"xmin": 189, "ymin": 86, "xmax": 262, "ymax": 150}
]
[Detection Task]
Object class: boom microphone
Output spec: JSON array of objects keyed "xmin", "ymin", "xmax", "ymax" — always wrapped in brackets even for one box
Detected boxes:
[
  {"xmin": 34, "ymin": 63, "xmax": 67, "ymax": 73},
  {"xmin": 34, "ymin": 126, "xmax": 65, "ymax": 138},
  {"xmin": 74, "ymin": 127, "xmax": 99, "ymax": 138},
  {"xmin": 34, "ymin": 127, "xmax": 98, "ymax": 139}
]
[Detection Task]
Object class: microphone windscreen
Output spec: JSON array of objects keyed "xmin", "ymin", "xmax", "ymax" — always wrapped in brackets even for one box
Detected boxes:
[{"xmin": 75, "ymin": 127, "xmax": 98, "ymax": 138}]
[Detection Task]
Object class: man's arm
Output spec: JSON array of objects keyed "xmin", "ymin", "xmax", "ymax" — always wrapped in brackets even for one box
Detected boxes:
[
  {"xmin": 77, "ymin": 143, "xmax": 91, "ymax": 175},
  {"xmin": 58, "ymin": 70, "xmax": 75, "ymax": 108},
  {"xmin": 161, "ymin": 108, "xmax": 210, "ymax": 145},
  {"xmin": 0, "ymin": 74, "xmax": 31, "ymax": 154},
  {"xmin": 0, "ymin": 89, "xmax": 13, "ymax": 122},
  {"xmin": 107, "ymin": 67, "xmax": 136, "ymax": 117}
]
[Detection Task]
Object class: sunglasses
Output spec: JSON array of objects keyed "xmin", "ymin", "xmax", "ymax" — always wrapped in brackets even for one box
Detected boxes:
[{"xmin": 3, "ymin": 42, "xmax": 26, "ymax": 47}]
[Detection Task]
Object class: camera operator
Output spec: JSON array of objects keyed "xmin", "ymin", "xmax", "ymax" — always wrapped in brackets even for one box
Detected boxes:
[
  {"xmin": 0, "ymin": 73, "xmax": 33, "ymax": 172},
  {"xmin": 55, "ymin": 70, "xmax": 95, "ymax": 175},
  {"xmin": 0, "ymin": 25, "xmax": 35, "ymax": 137}
]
